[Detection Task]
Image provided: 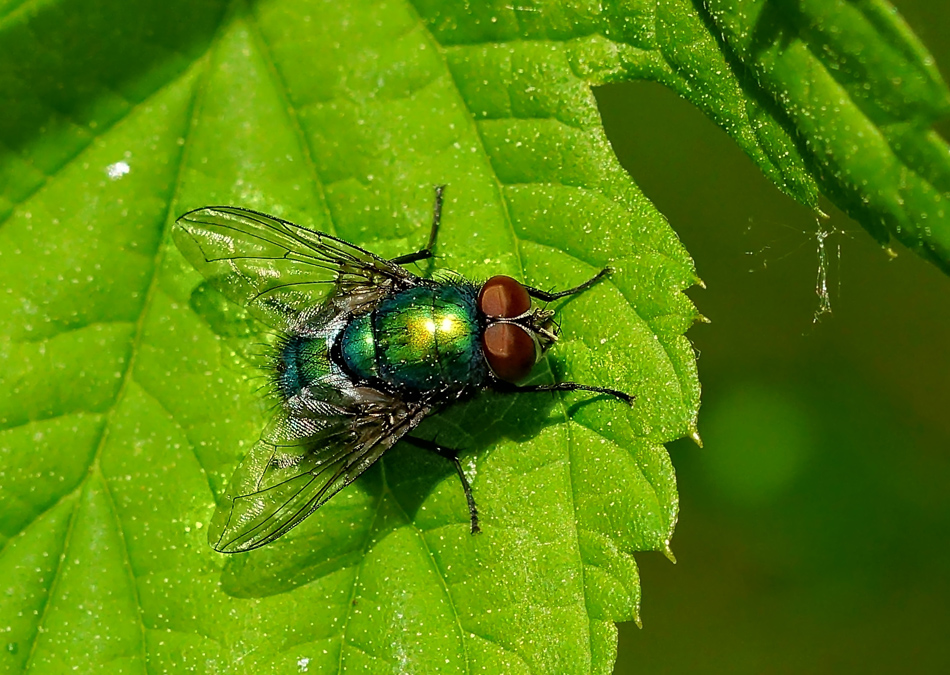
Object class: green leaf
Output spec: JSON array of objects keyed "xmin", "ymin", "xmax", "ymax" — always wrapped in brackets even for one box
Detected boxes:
[
  {"xmin": 703, "ymin": 0, "xmax": 950, "ymax": 272},
  {"xmin": 0, "ymin": 1, "xmax": 695, "ymax": 673},
  {"xmin": 0, "ymin": 0, "xmax": 944, "ymax": 673}
]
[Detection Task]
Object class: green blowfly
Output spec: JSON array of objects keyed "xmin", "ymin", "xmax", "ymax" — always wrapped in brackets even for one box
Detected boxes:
[{"xmin": 175, "ymin": 187, "xmax": 632, "ymax": 553}]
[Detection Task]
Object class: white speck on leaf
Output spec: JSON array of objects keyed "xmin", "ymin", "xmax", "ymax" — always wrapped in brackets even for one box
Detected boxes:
[{"xmin": 106, "ymin": 161, "xmax": 130, "ymax": 180}]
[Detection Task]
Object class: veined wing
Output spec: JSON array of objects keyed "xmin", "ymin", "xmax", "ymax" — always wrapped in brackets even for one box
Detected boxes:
[
  {"xmin": 208, "ymin": 394, "xmax": 432, "ymax": 553},
  {"xmin": 174, "ymin": 206, "xmax": 419, "ymax": 328}
]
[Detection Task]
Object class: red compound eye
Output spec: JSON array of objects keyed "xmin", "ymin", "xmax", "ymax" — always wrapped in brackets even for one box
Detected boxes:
[
  {"xmin": 478, "ymin": 275, "xmax": 531, "ymax": 318},
  {"xmin": 483, "ymin": 323, "xmax": 537, "ymax": 383}
]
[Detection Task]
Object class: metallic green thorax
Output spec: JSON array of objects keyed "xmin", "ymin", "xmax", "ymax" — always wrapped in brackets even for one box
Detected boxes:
[
  {"xmin": 341, "ymin": 283, "xmax": 488, "ymax": 392},
  {"xmin": 339, "ymin": 312, "xmax": 377, "ymax": 379},
  {"xmin": 277, "ymin": 282, "xmax": 490, "ymax": 399}
]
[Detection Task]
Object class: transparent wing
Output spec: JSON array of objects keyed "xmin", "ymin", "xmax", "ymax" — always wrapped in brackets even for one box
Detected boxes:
[
  {"xmin": 174, "ymin": 206, "xmax": 419, "ymax": 328},
  {"xmin": 208, "ymin": 396, "xmax": 431, "ymax": 553}
]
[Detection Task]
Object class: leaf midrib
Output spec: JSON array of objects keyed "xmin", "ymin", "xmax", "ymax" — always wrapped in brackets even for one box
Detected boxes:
[
  {"xmin": 19, "ymin": 48, "xmax": 208, "ymax": 675},
  {"xmin": 404, "ymin": 1, "xmax": 604, "ymax": 669}
]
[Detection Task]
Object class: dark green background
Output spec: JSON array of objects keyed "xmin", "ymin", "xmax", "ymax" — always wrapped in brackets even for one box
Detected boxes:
[{"xmin": 600, "ymin": 0, "xmax": 950, "ymax": 672}]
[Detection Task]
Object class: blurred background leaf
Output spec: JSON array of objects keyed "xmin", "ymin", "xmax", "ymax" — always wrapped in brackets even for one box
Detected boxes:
[
  {"xmin": 0, "ymin": 0, "xmax": 695, "ymax": 673},
  {"xmin": 601, "ymin": 0, "xmax": 950, "ymax": 671}
]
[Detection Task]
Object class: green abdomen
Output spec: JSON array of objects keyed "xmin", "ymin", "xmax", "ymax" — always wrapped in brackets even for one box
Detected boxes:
[{"xmin": 339, "ymin": 284, "xmax": 488, "ymax": 392}]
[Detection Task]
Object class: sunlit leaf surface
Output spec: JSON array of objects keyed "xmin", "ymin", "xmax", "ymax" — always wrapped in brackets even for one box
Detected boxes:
[{"xmin": 1, "ymin": 0, "xmax": 945, "ymax": 672}]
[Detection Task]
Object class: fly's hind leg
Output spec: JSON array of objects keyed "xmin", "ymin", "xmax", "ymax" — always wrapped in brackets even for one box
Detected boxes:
[
  {"xmin": 402, "ymin": 435, "xmax": 480, "ymax": 534},
  {"xmin": 389, "ymin": 185, "xmax": 445, "ymax": 266}
]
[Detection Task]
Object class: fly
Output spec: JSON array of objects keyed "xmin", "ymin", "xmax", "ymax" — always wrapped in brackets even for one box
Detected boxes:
[{"xmin": 174, "ymin": 186, "xmax": 633, "ymax": 553}]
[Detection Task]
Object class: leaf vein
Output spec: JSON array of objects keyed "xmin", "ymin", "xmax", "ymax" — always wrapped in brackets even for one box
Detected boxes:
[
  {"xmin": 245, "ymin": 7, "xmax": 336, "ymax": 237},
  {"xmin": 334, "ymin": 483, "xmax": 387, "ymax": 672},
  {"xmin": 381, "ymin": 458, "xmax": 473, "ymax": 675},
  {"xmin": 21, "ymin": 495, "xmax": 81, "ymax": 673}
]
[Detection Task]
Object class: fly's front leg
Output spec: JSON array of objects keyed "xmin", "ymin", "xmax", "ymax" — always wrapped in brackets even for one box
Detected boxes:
[
  {"xmin": 524, "ymin": 267, "xmax": 612, "ymax": 302},
  {"xmin": 402, "ymin": 434, "xmax": 480, "ymax": 534},
  {"xmin": 389, "ymin": 185, "xmax": 446, "ymax": 266}
]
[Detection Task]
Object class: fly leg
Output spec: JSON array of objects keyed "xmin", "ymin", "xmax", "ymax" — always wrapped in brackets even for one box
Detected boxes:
[
  {"xmin": 515, "ymin": 268, "xmax": 633, "ymax": 404},
  {"xmin": 523, "ymin": 267, "xmax": 611, "ymax": 302},
  {"xmin": 494, "ymin": 381, "xmax": 634, "ymax": 406},
  {"xmin": 389, "ymin": 185, "xmax": 445, "ymax": 266},
  {"xmin": 402, "ymin": 435, "xmax": 480, "ymax": 534}
]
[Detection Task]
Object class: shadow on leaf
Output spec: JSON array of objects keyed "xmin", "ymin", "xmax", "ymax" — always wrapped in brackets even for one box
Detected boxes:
[{"xmin": 216, "ymin": 354, "xmax": 626, "ymax": 598}]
